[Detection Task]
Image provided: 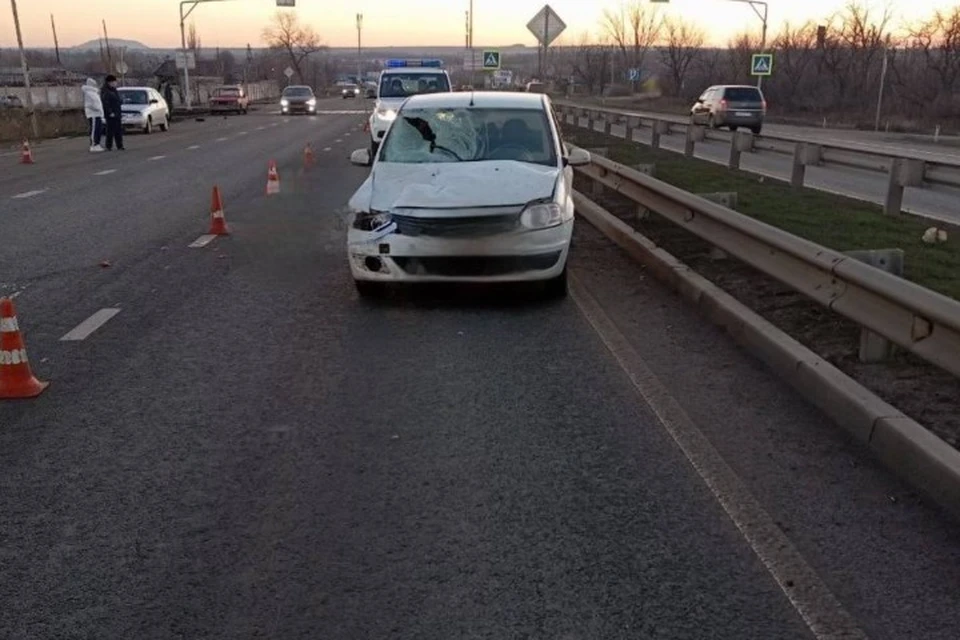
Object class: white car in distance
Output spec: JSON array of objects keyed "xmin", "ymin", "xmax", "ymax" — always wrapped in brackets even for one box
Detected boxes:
[
  {"xmin": 118, "ymin": 87, "xmax": 170, "ymax": 134},
  {"xmin": 347, "ymin": 91, "xmax": 591, "ymax": 298}
]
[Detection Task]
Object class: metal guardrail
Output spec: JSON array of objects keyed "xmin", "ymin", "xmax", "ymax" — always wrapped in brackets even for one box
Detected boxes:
[
  {"xmin": 555, "ymin": 102, "xmax": 960, "ymax": 217},
  {"xmin": 572, "ymin": 150, "xmax": 960, "ymax": 379}
]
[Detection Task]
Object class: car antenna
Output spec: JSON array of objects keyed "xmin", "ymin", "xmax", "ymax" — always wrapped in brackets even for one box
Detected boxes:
[{"xmin": 469, "ymin": 89, "xmax": 475, "ymax": 107}]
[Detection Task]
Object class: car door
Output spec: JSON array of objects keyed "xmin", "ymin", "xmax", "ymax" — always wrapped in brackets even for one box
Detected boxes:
[{"xmin": 150, "ymin": 90, "xmax": 166, "ymax": 121}]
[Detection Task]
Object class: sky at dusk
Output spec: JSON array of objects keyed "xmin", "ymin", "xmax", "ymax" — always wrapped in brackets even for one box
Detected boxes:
[{"xmin": 2, "ymin": 0, "xmax": 954, "ymax": 49}]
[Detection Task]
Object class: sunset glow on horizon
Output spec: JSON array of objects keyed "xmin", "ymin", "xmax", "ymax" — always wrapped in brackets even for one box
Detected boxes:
[{"xmin": 2, "ymin": 0, "xmax": 955, "ymax": 50}]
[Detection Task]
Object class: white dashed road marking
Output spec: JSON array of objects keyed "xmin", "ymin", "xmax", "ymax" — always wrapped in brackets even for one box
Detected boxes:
[
  {"xmin": 216, "ymin": 137, "xmax": 228, "ymax": 142},
  {"xmin": 323, "ymin": 147, "xmax": 331, "ymax": 152},
  {"xmin": 335, "ymin": 139, "xmax": 342, "ymax": 143},
  {"xmin": 188, "ymin": 145, "xmax": 201, "ymax": 150},
  {"xmin": 188, "ymin": 234, "xmax": 218, "ymax": 249},
  {"xmin": 94, "ymin": 169, "xmax": 117, "ymax": 175},
  {"xmin": 148, "ymin": 155, "xmax": 166, "ymax": 161},
  {"xmin": 11, "ymin": 189, "xmax": 47, "ymax": 199},
  {"xmin": 239, "ymin": 131, "xmax": 249, "ymax": 135},
  {"xmin": 60, "ymin": 308, "xmax": 121, "ymax": 342},
  {"xmin": 256, "ymin": 126, "xmax": 265, "ymax": 131}
]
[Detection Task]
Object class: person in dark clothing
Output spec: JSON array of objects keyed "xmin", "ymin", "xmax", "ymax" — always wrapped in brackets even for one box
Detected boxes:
[
  {"xmin": 101, "ymin": 75, "xmax": 125, "ymax": 151},
  {"xmin": 163, "ymin": 82, "xmax": 175, "ymax": 112}
]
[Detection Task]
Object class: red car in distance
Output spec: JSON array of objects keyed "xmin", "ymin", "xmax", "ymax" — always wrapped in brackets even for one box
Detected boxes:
[{"xmin": 209, "ymin": 85, "xmax": 249, "ymax": 114}]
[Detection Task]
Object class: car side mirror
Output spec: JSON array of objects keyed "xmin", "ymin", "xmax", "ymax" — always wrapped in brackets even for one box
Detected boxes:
[
  {"xmin": 376, "ymin": 131, "xmax": 385, "ymax": 139},
  {"xmin": 150, "ymin": 99, "xmax": 159, "ymax": 104},
  {"xmin": 564, "ymin": 147, "xmax": 591, "ymax": 167},
  {"xmin": 350, "ymin": 149, "xmax": 371, "ymax": 166}
]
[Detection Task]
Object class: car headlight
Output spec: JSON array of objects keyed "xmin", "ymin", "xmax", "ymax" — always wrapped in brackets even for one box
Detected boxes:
[
  {"xmin": 307, "ymin": 98, "xmax": 316, "ymax": 106},
  {"xmin": 376, "ymin": 108, "xmax": 397, "ymax": 121},
  {"xmin": 280, "ymin": 99, "xmax": 289, "ymax": 106},
  {"xmin": 520, "ymin": 202, "xmax": 563, "ymax": 229},
  {"xmin": 352, "ymin": 211, "xmax": 392, "ymax": 232}
]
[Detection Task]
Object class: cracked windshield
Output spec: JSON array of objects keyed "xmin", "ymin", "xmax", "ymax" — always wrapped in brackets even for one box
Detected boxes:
[{"xmin": 3, "ymin": 0, "xmax": 960, "ymax": 637}]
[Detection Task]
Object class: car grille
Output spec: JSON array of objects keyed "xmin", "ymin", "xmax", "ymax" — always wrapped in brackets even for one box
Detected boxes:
[
  {"xmin": 393, "ymin": 214, "xmax": 520, "ymax": 238},
  {"xmin": 392, "ymin": 252, "xmax": 562, "ymax": 277}
]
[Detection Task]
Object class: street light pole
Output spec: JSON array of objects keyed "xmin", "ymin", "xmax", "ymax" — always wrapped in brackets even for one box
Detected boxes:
[
  {"xmin": 728, "ymin": 0, "xmax": 767, "ymax": 89},
  {"xmin": 179, "ymin": 0, "xmax": 235, "ymax": 111},
  {"xmin": 9, "ymin": 0, "xmax": 38, "ymax": 139},
  {"xmin": 356, "ymin": 13, "xmax": 363, "ymax": 85}
]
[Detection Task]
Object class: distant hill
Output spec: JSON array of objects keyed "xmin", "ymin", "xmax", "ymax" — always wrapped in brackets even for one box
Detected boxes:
[{"xmin": 71, "ymin": 38, "xmax": 152, "ymax": 51}]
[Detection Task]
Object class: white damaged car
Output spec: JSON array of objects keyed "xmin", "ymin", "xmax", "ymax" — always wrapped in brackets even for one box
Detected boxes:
[{"xmin": 346, "ymin": 91, "xmax": 591, "ymax": 298}]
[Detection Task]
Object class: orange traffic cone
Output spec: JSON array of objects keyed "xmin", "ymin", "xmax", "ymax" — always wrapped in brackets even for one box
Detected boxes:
[
  {"xmin": 0, "ymin": 298, "xmax": 49, "ymax": 399},
  {"xmin": 19, "ymin": 140, "xmax": 34, "ymax": 164},
  {"xmin": 266, "ymin": 160, "xmax": 280, "ymax": 195},
  {"xmin": 304, "ymin": 144, "xmax": 315, "ymax": 167},
  {"xmin": 209, "ymin": 185, "xmax": 229, "ymax": 235}
]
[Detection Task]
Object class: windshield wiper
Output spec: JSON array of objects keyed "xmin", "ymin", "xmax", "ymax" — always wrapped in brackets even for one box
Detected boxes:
[{"xmin": 403, "ymin": 116, "xmax": 463, "ymax": 161}]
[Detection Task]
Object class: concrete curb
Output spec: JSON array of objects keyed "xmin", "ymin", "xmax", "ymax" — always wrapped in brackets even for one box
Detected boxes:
[{"xmin": 572, "ymin": 190, "xmax": 960, "ymax": 520}]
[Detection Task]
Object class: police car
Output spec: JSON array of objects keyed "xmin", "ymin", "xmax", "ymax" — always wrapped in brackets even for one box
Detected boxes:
[{"xmin": 367, "ymin": 59, "xmax": 452, "ymax": 161}]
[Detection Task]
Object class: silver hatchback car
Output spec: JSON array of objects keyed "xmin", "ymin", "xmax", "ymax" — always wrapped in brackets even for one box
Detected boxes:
[{"xmin": 690, "ymin": 85, "xmax": 766, "ymax": 135}]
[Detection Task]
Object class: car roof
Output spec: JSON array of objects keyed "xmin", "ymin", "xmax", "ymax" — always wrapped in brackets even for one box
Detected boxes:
[
  {"xmin": 284, "ymin": 85, "xmax": 313, "ymax": 90},
  {"xmin": 401, "ymin": 91, "xmax": 546, "ymax": 111},
  {"xmin": 382, "ymin": 67, "xmax": 447, "ymax": 75},
  {"xmin": 118, "ymin": 87, "xmax": 153, "ymax": 91}
]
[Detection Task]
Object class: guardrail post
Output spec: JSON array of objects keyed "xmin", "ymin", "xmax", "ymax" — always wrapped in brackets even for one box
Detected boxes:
[
  {"xmin": 843, "ymin": 249, "xmax": 905, "ymax": 362},
  {"xmin": 587, "ymin": 148, "xmax": 608, "ymax": 196},
  {"xmin": 685, "ymin": 125, "xmax": 705, "ymax": 158},
  {"xmin": 728, "ymin": 131, "xmax": 753, "ymax": 169},
  {"xmin": 791, "ymin": 143, "xmax": 806, "ymax": 187},
  {"xmin": 624, "ymin": 117, "xmax": 637, "ymax": 143},
  {"xmin": 651, "ymin": 120, "xmax": 670, "ymax": 150},
  {"xmin": 884, "ymin": 159, "xmax": 925, "ymax": 216},
  {"xmin": 602, "ymin": 116, "xmax": 613, "ymax": 136}
]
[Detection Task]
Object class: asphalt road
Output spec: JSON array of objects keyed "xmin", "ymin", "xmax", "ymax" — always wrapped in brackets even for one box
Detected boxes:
[
  {"xmin": 570, "ymin": 115, "xmax": 960, "ymax": 225},
  {"xmin": 2, "ymin": 96, "xmax": 960, "ymax": 639}
]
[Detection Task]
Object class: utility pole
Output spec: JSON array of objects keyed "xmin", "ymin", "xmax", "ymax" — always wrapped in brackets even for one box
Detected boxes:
[
  {"xmin": 51, "ymin": 14, "xmax": 61, "ymax": 65},
  {"xmin": 875, "ymin": 43, "xmax": 889, "ymax": 132},
  {"xmin": 103, "ymin": 20, "xmax": 113, "ymax": 71},
  {"xmin": 356, "ymin": 13, "xmax": 363, "ymax": 85},
  {"xmin": 9, "ymin": 0, "xmax": 38, "ymax": 139},
  {"xmin": 468, "ymin": 0, "xmax": 475, "ymax": 86}
]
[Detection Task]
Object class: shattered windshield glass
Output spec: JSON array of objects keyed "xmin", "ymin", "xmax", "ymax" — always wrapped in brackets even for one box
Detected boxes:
[{"xmin": 379, "ymin": 107, "xmax": 557, "ymax": 167}]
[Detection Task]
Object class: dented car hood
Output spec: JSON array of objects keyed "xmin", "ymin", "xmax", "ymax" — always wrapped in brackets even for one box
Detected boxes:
[{"xmin": 349, "ymin": 161, "xmax": 560, "ymax": 213}]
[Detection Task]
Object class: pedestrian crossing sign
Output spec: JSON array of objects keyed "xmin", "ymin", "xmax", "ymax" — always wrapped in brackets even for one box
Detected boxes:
[
  {"xmin": 751, "ymin": 53, "xmax": 773, "ymax": 76},
  {"xmin": 482, "ymin": 50, "xmax": 501, "ymax": 70}
]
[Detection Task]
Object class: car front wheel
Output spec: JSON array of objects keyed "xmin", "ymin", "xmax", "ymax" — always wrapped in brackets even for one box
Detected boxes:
[
  {"xmin": 143, "ymin": 117, "xmax": 153, "ymax": 134},
  {"xmin": 159, "ymin": 115, "xmax": 170, "ymax": 132}
]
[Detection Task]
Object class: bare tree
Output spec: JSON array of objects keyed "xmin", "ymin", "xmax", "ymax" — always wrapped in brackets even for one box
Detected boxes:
[
  {"xmin": 569, "ymin": 34, "xmax": 614, "ymax": 95},
  {"xmin": 770, "ymin": 21, "xmax": 819, "ymax": 106},
  {"xmin": 906, "ymin": 6, "xmax": 960, "ymax": 111},
  {"xmin": 187, "ymin": 22, "xmax": 202, "ymax": 58},
  {"xmin": 601, "ymin": 0, "xmax": 664, "ymax": 86},
  {"xmin": 659, "ymin": 17, "xmax": 705, "ymax": 97},
  {"xmin": 261, "ymin": 11, "xmax": 324, "ymax": 85}
]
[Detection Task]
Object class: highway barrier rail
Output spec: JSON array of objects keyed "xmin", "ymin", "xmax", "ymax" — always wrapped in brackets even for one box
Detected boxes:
[
  {"xmin": 555, "ymin": 102, "xmax": 960, "ymax": 217},
  {"xmin": 571, "ymin": 149, "xmax": 960, "ymax": 380}
]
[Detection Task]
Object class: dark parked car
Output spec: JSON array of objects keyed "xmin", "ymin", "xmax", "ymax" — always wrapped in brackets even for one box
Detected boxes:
[{"xmin": 690, "ymin": 84, "xmax": 766, "ymax": 134}]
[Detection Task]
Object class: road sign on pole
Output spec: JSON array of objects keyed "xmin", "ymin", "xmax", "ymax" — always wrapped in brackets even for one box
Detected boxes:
[
  {"xmin": 175, "ymin": 51, "xmax": 196, "ymax": 70},
  {"xmin": 526, "ymin": 5, "xmax": 566, "ymax": 46},
  {"xmin": 628, "ymin": 68, "xmax": 640, "ymax": 82},
  {"xmin": 482, "ymin": 50, "xmax": 501, "ymax": 70},
  {"xmin": 751, "ymin": 53, "xmax": 773, "ymax": 76}
]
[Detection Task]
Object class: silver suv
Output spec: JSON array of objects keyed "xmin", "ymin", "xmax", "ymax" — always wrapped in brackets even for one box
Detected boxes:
[{"xmin": 690, "ymin": 85, "xmax": 766, "ymax": 135}]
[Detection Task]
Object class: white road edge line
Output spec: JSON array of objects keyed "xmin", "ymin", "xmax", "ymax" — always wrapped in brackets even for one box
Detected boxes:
[
  {"xmin": 11, "ymin": 189, "xmax": 47, "ymax": 199},
  {"xmin": 94, "ymin": 169, "xmax": 117, "ymax": 175},
  {"xmin": 569, "ymin": 274, "xmax": 869, "ymax": 640},
  {"xmin": 188, "ymin": 234, "xmax": 218, "ymax": 249},
  {"xmin": 60, "ymin": 308, "xmax": 121, "ymax": 342}
]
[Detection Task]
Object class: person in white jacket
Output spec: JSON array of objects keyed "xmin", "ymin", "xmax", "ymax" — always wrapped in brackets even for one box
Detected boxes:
[{"xmin": 82, "ymin": 78, "xmax": 105, "ymax": 152}]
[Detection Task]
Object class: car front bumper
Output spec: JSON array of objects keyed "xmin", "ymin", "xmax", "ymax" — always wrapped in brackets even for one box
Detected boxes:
[
  {"xmin": 347, "ymin": 219, "xmax": 573, "ymax": 283},
  {"xmin": 282, "ymin": 103, "xmax": 316, "ymax": 114},
  {"xmin": 121, "ymin": 114, "xmax": 147, "ymax": 129}
]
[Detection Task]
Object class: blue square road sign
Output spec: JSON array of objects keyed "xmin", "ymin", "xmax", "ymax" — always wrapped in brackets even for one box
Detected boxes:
[{"xmin": 751, "ymin": 53, "xmax": 773, "ymax": 76}]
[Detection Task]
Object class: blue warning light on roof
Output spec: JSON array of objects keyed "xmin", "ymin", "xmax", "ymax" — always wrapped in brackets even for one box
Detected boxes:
[{"xmin": 385, "ymin": 59, "xmax": 443, "ymax": 68}]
